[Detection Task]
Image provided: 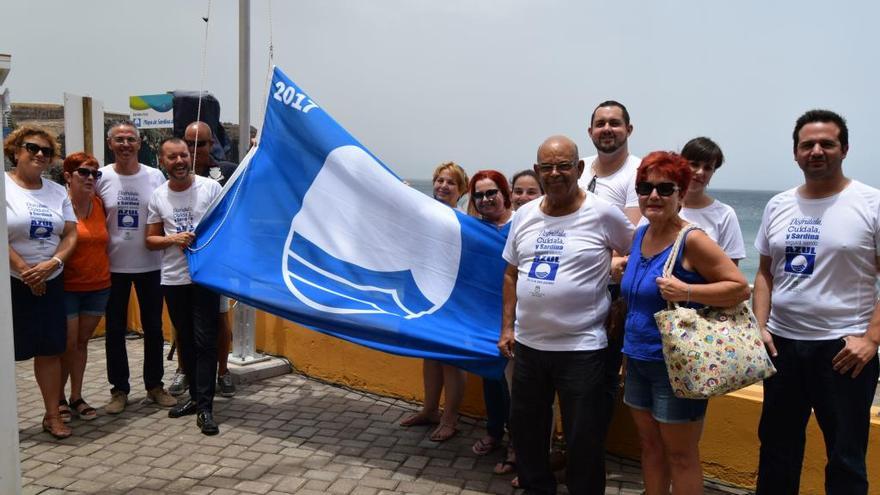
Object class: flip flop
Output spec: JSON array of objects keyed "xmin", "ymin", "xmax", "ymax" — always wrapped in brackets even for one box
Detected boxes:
[
  {"xmin": 429, "ymin": 422, "xmax": 458, "ymax": 442},
  {"xmin": 472, "ymin": 436, "xmax": 500, "ymax": 456},
  {"xmin": 399, "ymin": 412, "xmax": 440, "ymax": 427},
  {"xmin": 69, "ymin": 398, "xmax": 97, "ymax": 421},
  {"xmin": 494, "ymin": 459, "xmax": 517, "ymax": 475}
]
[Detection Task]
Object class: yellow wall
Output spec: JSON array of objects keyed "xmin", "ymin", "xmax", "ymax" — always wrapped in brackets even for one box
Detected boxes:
[{"xmin": 118, "ymin": 301, "xmax": 880, "ymax": 493}]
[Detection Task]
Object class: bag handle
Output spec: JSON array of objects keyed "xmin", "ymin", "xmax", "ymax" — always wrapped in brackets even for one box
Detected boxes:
[{"xmin": 660, "ymin": 223, "xmax": 698, "ymax": 309}]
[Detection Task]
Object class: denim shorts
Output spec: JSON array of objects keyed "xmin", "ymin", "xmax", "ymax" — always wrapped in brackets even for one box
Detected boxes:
[
  {"xmin": 623, "ymin": 357, "xmax": 708, "ymax": 424},
  {"xmin": 64, "ymin": 288, "xmax": 111, "ymax": 318}
]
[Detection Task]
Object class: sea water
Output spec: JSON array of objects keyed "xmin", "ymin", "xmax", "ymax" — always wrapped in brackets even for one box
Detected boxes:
[{"xmin": 409, "ymin": 179, "xmax": 776, "ymax": 282}]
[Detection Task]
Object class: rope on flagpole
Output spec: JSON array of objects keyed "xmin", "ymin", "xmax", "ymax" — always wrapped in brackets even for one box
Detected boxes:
[
  {"xmin": 191, "ymin": 0, "xmax": 213, "ymax": 171},
  {"xmin": 257, "ymin": 0, "xmax": 275, "ymax": 139}
]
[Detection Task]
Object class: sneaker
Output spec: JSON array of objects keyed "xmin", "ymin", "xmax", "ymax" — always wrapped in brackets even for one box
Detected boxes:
[
  {"xmin": 105, "ymin": 391, "xmax": 128, "ymax": 415},
  {"xmin": 168, "ymin": 369, "xmax": 189, "ymax": 396},
  {"xmin": 146, "ymin": 387, "xmax": 177, "ymax": 407},
  {"xmin": 217, "ymin": 372, "xmax": 236, "ymax": 398}
]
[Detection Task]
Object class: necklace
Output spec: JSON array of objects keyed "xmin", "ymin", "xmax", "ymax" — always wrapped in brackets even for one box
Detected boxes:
[{"xmin": 71, "ymin": 195, "xmax": 93, "ymax": 220}]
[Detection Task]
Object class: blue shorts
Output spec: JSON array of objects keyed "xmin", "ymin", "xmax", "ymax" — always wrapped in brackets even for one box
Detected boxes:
[
  {"xmin": 64, "ymin": 288, "xmax": 111, "ymax": 318},
  {"xmin": 623, "ymin": 357, "xmax": 708, "ymax": 424}
]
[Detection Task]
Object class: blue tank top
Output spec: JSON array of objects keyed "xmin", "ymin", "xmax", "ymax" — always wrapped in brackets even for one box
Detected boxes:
[{"xmin": 620, "ymin": 225, "xmax": 706, "ymax": 362}]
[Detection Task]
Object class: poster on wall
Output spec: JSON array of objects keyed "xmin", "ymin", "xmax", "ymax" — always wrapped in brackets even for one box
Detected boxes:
[{"xmin": 129, "ymin": 94, "xmax": 173, "ymax": 129}]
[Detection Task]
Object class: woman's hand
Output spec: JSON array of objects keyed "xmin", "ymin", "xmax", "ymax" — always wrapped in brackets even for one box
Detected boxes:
[
  {"xmin": 29, "ymin": 281, "xmax": 47, "ymax": 296},
  {"xmin": 655, "ymin": 274, "xmax": 689, "ymax": 303},
  {"xmin": 21, "ymin": 259, "xmax": 60, "ymax": 286}
]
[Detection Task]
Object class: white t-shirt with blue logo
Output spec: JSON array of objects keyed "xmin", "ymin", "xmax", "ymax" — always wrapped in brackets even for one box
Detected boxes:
[
  {"xmin": 755, "ymin": 180, "xmax": 880, "ymax": 340},
  {"xmin": 98, "ymin": 164, "xmax": 166, "ymax": 273},
  {"xmin": 502, "ymin": 194, "xmax": 634, "ymax": 351},
  {"xmin": 147, "ymin": 176, "xmax": 221, "ymax": 286},
  {"xmin": 5, "ymin": 173, "xmax": 76, "ymax": 280}
]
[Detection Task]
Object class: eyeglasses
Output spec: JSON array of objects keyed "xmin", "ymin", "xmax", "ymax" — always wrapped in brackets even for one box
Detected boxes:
[
  {"xmin": 537, "ymin": 162, "xmax": 576, "ymax": 174},
  {"xmin": 74, "ymin": 168, "xmax": 102, "ymax": 179},
  {"xmin": 635, "ymin": 181, "xmax": 679, "ymax": 197},
  {"xmin": 185, "ymin": 140, "xmax": 210, "ymax": 148},
  {"xmin": 21, "ymin": 142, "xmax": 55, "ymax": 158},
  {"xmin": 472, "ymin": 189, "xmax": 499, "ymax": 201},
  {"xmin": 586, "ymin": 174, "xmax": 598, "ymax": 193},
  {"xmin": 111, "ymin": 136, "xmax": 139, "ymax": 144}
]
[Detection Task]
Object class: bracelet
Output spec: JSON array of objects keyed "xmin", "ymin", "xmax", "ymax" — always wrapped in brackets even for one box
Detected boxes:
[{"xmin": 51, "ymin": 256, "xmax": 64, "ymax": 270}]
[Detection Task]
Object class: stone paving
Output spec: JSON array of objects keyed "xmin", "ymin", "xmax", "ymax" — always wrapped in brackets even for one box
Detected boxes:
[{"xmin": 17, "ymin": 338, "xmax": 752, "ymax": 495}]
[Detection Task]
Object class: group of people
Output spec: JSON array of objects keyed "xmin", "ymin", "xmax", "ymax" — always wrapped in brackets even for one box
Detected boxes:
[
  {"xmin": 5, "ymin": 120, "xmax": 239, "ymax": 438},
  {"xmin": 402, "ymin": 102, "xmax": 879, "ymax": 495},
  {"xmin": 5, "ymin": 101, "xmax": 878, "ymax": 495}
]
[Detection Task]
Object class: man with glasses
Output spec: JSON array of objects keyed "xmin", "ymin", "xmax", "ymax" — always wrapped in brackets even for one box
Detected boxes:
[
  {"xmin": 165, "ymin": 121, "xmax": 238, "ymax": 398},
  {"xmin": 97, "ymin": 121, "xmax": 177, "ymax": 414},
  {"xmin": 498, "ymin": 135, "xmax": 633, "ymax": 495},
  {"xmin": 754, "ymin": 110, "xmax": 880, "ymax": 495}
]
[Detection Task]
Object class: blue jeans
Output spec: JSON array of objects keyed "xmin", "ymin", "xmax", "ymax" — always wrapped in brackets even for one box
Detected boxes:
[
  {"xmin": 757, "ymin": 334, "xmax": 879, "ymax": 495},
  {"xmin": 482, "ymin": 375, "xmax": 510, "ymax": 441},
  {"xmin": 105, "ymin": 271, "xmax": 165, "ymax": 394},
  {"xmin": 510, "ymin": 342, "xmax": 607, "ymax": 495}
]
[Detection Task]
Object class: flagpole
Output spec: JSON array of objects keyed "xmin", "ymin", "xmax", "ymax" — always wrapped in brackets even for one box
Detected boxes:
[{"xmin": 238, "ymin": 0, "xmax": 250, "ymax": 161}]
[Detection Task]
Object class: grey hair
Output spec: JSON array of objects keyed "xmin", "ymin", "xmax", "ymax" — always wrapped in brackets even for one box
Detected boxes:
[{"xmin": 107, "ymin": 121, "xmax": 141, "ymax": 139}]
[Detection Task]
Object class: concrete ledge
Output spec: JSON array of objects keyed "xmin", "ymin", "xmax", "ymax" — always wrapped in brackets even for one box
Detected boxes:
[{"xmin": 226, "ymin": 355, "xmax": 292, "ymax": 384}]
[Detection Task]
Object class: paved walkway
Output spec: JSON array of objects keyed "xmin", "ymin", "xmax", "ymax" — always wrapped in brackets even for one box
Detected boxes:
[{"xmin": 17, "ymin": 338, "xmax": 752, "ymax": 495}]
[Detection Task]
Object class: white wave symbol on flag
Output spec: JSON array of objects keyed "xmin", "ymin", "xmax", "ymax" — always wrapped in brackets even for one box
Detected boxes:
[{"xmin": 283, "ymin": 145, "xmax": 462, "ymax": 319}]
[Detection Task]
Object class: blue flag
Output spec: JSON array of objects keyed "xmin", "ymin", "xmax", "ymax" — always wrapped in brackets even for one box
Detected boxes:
[{"xmin": 188, "ymin": 66, "xmax": 507, "ymax": 378}]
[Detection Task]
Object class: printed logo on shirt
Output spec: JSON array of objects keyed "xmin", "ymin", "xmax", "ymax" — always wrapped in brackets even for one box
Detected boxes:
[
  {"xmin": 528, "ymin": 255, "xmax": 559, "ymax": 281},
  {"xmin": 116, "ymin": 191, "xmax": 140, "ymax": 230},
  {"xmin": 783, "ymin": 217, "xmax": 820, "ymax": 278},
  {"xmin": 527, "ymin": 228, "xmax": 566, "ymax": 284},
  {"xmin": 784, "ymin": 246, "xmax": 815, "ymax": 275},
  {"xmin": 172, "ymin": 207, "xmax": 194, "ymax": 233},
  {"xmin": 26, "ymin": 202, "xmax": 55, "ymax": 247}
]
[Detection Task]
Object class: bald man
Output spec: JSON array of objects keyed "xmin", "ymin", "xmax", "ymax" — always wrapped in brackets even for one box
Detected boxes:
[{"xmin": 498, "ymin": 136, "xmax": 633, "ymax": 495}]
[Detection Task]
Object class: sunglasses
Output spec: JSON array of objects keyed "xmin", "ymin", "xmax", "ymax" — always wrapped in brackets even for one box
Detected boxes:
[
  {"xmin": 472, "ymin": 189, "xmax": 499, "ymax": 201},
  {"xmin": 636, "ymin": 181, "xmax": 679, "ymax": 197},
  {"xmin": 74, "ymin": 168, "xmax": 102, "ymax": 179},
  {"xmin": 185, "ymin": 140, "xmax": 210, "ymax": 148},
  {"xmin": 536, "ymin": 162, "xmax": 575, "ymax": 174},
  {"xmin": 21, "ymin": 142, "xmax": 55, "ymax": 158}
]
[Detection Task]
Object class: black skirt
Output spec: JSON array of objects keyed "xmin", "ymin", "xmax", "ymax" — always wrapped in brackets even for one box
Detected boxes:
[{"xmin": 11, "ymin": 276, "xmax": 66, "ymax": 361}]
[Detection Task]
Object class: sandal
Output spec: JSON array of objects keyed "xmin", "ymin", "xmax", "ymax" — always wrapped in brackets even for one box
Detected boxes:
[
  {"xmin": 58, "ymin": 400, "xmax": 72, "ymax": 424},
  {"xmin": 69, "ymin": 398, "xmax": 97, "ymax": 421},
  {"xmin": 42, "ymin": 413, "xmax": 72, "ymax": 439},
  {"xmin": 399, "ymin": 411, "xmax": 440, "ymax": 427},
  {"xmin": 494, "ymin": 447, "xmax": 517, "ymax": 474},
  {"xmin": 511, "ymin": 476, "xmax": 520, "ymax": 488},
  {"xmin": 429, "ymin": 421, "xmax": 458, "ymax": 442},
  {"xmin": 472, "ymin": 435, "xmax": 500, "ymax": 456}
]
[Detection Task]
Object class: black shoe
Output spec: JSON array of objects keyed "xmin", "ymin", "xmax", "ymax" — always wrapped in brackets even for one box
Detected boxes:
[
  {"xmin": 168, "ymin": 399, "xmax": 197, "ymax": 418},
  {"xmin": 197, "ymin": 411, "xmax": 219, "ymax": 436}
]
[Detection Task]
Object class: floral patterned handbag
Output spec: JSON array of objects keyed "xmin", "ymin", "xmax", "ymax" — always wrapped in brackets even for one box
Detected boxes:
[{"xmin": 653, "ymin": 225, "xmax": 776, "ymax": 399}]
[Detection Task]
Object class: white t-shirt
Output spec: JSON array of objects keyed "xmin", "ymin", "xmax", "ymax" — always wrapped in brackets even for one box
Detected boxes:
[
  {"xmin": 755, "ymin": 180, "xmax": 880, "ymax": 340},
  {"xmin": 637, "ymin": 199, "xmax": 746, "ymax": 260},
  {"xmin": 97, "ymin": 164, "xmax": 166, "ymax": 273},
  {"xmin": 5, "ymin": 174, "xmax": 75, "ymax": 280},
  {"xmin": 147, "ymin": 176, "xmax": 222, "ymax": 286},
  {"xmin": 578, "ymin": 154, "xmax": 641, "ymax": 210},
  {"xmin": 502, "ymin": 194, "xmax": 634, "ymax": 351}
]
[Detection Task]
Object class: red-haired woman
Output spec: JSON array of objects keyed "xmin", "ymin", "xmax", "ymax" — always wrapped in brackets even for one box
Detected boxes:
[
  {"xmin": 4, "ymin": 126, "xmax": 77, "ymax": 438},
  {"xmin": 620, "ymin": 151, "xmax": 749, "ymax": 494},
  {"xmin": 58, "ymin": 152, "xmax": 110, "ymax": 422},
  {"xmin": 466, "ymin": 170, "xmax": 515, "ymax": 459}
]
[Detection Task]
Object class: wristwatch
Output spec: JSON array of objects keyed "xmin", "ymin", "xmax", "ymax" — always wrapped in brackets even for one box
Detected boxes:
[{"xmin": 51, "ymin": 256, "xmax": 64, "ymax": 270}]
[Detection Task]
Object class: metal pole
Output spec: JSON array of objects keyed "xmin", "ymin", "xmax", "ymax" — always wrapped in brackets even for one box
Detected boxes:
[
  {"xmin": 238, "ymin": 0, "xmax": 250, "ymax": 162},
  {"xmin": 230, "ymin": 0, "xmax": 266, "ymax": 366}
]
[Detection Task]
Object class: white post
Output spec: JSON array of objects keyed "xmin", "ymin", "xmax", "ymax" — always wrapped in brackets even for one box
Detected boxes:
[{"xmin": 0, "ymin": 147, "xmax": 23, "ymax": 494}]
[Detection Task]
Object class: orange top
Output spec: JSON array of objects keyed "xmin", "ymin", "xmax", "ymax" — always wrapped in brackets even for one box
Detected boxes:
[{"xmin": 64, "ymin": 195, "xmax": 111, "ymax": 292}]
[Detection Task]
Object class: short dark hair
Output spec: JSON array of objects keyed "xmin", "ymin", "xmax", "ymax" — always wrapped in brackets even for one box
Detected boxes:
[
  {"xmin": 792, "ymin": 109, "xmax": 848, "ymax": 152},
  {"xmin": 510, "ymin": 169, "xmax": 543, "ymax": 194},
  {"xmin": 591, "ymin": 100, "xmax": 630, "ymax": 126},
  {"xmin": 681, "ymin": 137, "xmax": 725, "ymax": 170},
  {"xmin": 159, "ymin": 137, "xmax": 187, "ymax": 154}
]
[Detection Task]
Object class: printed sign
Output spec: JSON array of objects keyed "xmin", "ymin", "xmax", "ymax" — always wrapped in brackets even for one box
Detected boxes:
[{"xmin": 129, "ymin": 94, "xmax": 173, "ymax": 129}]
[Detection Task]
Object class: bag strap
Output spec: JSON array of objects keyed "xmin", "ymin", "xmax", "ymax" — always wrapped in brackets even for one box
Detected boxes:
[{"xmin": 660, "ymin": 223, "xmax": 698, "ymax": 309}]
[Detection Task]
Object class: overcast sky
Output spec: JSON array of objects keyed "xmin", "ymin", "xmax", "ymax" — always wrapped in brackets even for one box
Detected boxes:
[{"xmin": 2, "ymin": 1, "xmax": 878, "ymax": 190}]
